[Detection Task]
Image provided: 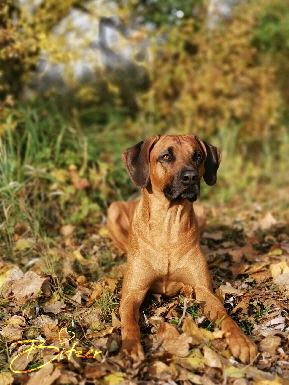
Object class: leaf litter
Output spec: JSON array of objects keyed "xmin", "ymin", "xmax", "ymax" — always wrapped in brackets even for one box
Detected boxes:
[{"xmin": 0, "ymin": 207, "xmax": 289, "ymax": 384}]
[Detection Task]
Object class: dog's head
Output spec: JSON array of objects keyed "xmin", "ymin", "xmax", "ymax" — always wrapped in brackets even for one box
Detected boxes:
[{"xmin": 122, "ymin": 135, "xmax": 221, "ymax": 202}]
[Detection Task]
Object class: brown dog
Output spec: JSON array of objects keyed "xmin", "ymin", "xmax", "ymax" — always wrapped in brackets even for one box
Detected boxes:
[{"xmin": 107, "ymin": 134, "xmax": 257, "ymax": 364}]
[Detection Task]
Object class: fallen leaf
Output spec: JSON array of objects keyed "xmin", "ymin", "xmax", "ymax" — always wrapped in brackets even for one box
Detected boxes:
[
  {"xmin": 0, "ymin": 326, "xmax": 23, "ymax": 342},
  {"xmin": 265, "ymin": 317, "xmax": 286, "ymax": 330},
  {"xmin": 216, "ymin": 284, "xmax": 243, "ymax": 302},
  {"xmin": 99, "ymin": 372, "xmax": 126, "ymax": 385},
  {"xmin": 182, "ymin": 317, "xmax": 223, "ymax": 342},
  {"xmin": 270, "ymin": 261, "xmax": 289, "ymax": 279},
  {"xmin": 147, "ymin": 361, "xmax": 172, "ymax": 377},
  {"xmin": 258, "ymin": 213, "xmax": 277, "ymax": 230},
  {"xmin": 57, "ymin": 370, "xmax": 78, "ymax": 384},
  {"xmin": 32, "ymin": 315, "xmax": 58, "ymax": 328},
  {"xmin": 84, "ymin": 365, "xmax": 107, "ymax": 379},
  {"xmin": 268, "ymin": 248, "xmax": 283, "ymax": 256},
  {"xmin": 157, "ymin": 322, "xmax": 191, "ymax": 356},
  {"xmin": 102, "ymin": 277, "xmax": 118, "ymax": 291},
  {"xmin": 232, "ymin": 262, "xmax": 267, "ymax": 278},
  {"xmin": 224, "ymin": 366, "xmax": 245, "ymax": 378},
  {"xmin": 14, "ymin": 238, "xmax": 34, "ymax": 251},
  {"xmin": 182, "ymin": 317, "xmax": 203, "ymax": 345},
  {"xmin": 1, "ymin": 271, "xmax": 50, "ymax": 304},
  {"xmin": 26, "ymin": 362, "xmax": 61, "ymax": 385},
  {"xmin": 0, "ymin": 372, "xmax": 14, "ymax": 385},
  {"xmin": 273, "ymin": 273, "xmax": 289, "ymax": 290},
  {"xmin": 7, "ymin": 315, "xmax": 26, "ymax": 327},
  {"xmin": 184, "ymin": 349, "xmax": 206, "ymax": 370},
  {"xmin": 87, "ymin": 283, "xmax": 103, "ymax": 306},
  {"xmin": 10, "ymin": 345, "xmax": 38, "ymax": 372},
  {"xmin": 111, "ymin": 313, "xmax": 121, "ymax": 328},
  {"xmin": 203, "ymin": 345, "xmax": 223, "ymax": 368},
  {"xmin": 42, "ymin": 301, "xmax": 66, "ymax": 314},
  {"xmin": 60, "ymin": 224, "xmax": 75, "ymax": 238},
  {"xmin": 259, "ymin": 336, "xmax": 281, "ymax": 355},
  {"xmin": 228, "ymin": 248, "xmax": 244, "ymax": 263},
  {"xmin": 251, "ymin": 376, "xmax": 283, "ymax": 385}
]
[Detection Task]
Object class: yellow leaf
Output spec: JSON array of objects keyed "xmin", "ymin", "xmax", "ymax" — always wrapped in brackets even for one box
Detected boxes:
[
  {"xmin": 182, "ymin": 317, "xmax": 203, "ymax": 344},
  {"xmin": 0, "ymin": 372, "xmax": 14, "ymax": 385},
  {"xmin": 100, "ymin": 372, "xmax": 126, "ymax": 385},
  {"xmin": 224, "ymin": 366, "xmax": 245, "ymax": 378},
  {"xmin": 270, "ymin": 261, "xmax": 289, "ymax": 279},
  {"xmin": 185, "ymin": 349, "xmax": 206, "ymax": 370},
  {"xmin": 14, "ymin": 238, "xmax": 34, "ymax": 251},
  {"xmin": 203, "ymin": 346, "xmax": 222, "ymax": 368},
  {"xmin": 98, "ymin": 227, "xmax": 110, "ymax": 238},
  {"xmin": 252, "ymin": 376, "xmax": 283, "ymax": 385}
]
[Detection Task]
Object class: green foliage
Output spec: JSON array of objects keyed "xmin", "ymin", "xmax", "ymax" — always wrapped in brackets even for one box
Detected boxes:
[{"xmin": 0, "ymin": 100, "xmax": 131, "ymax": 242}]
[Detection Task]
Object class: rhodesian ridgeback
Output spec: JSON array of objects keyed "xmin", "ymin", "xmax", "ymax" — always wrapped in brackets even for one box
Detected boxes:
[{"xmin": 107, "ymin": 134, "xmax": 257, "ymax": 364}]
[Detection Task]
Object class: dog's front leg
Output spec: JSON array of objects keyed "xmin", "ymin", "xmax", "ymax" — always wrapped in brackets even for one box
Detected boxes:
[
  {"xmin": 119, "ymin": 271, "xmax": 151, "ymax": 361},
  {"xmin": 184, "ymin": 247, "xmax": 258, "ymax": 364}
]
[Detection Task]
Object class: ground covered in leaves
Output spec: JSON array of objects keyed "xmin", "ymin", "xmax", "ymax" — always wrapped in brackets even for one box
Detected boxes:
[{"xmin": 0, "ymin": 204, "xmax": 289, "ymax": 385}]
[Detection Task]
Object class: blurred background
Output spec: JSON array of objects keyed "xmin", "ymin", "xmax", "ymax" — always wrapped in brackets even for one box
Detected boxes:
[{"xmin": 1, "ymin": 0, "xmax": 289, "ymax": 238}]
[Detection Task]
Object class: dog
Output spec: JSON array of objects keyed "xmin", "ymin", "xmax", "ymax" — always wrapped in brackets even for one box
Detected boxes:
[{"xmin": 107, "ymin": 134, "xmax": 257, "ymax": 364}]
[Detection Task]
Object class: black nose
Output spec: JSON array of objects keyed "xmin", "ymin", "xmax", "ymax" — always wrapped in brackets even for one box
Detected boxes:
[{"xmin": 181, "ymin": 170, "xmax": 198, "ymax": 185}]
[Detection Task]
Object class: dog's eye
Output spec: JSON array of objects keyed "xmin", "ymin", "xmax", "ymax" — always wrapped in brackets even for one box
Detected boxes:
[
  {"xmin": 192, "ymin": 152, "xmax": 203, "ymax": 162},
  {"xmin": 161, "ymin": 154, "xmax": 171, "ymax": 161}
]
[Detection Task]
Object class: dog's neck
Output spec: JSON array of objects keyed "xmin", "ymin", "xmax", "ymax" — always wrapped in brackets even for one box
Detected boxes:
[{"xmin": 139, "ymin": 188, "xmax": 197, "ymax": 233}]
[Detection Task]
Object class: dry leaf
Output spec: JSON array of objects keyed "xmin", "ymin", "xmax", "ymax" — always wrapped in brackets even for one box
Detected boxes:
[
  {"xmin": 32, "ymin": 315, "xmax": 58, "ymax": 328},
  {"xmin": 14, "ymin": 238, "xmax": 34, "ymax": 251},
  {"xmin": 0, "ymin": 372, "xmax": 14, "ymax": 385},
  {"xmin": 102, "ymin": 277, "xmax": 118, "ymax": 291},
  {"xmin": 7, "ymin": 315, "xmax": 26, "ymax": 327},
  {"xmin": 203, "ymin": 345, "xmax": 222, "ymax": 368},
  {"xmin": 99, "ymin": 372, "xmax": 126, "ymax": 385},
  {"xmin": 42, "ymin": 301, "xmax": 66, "ymax": 314},
  {"xmin": 216, "ymin": 284, "xmax": 242, "ymax": 302},
  {"xmin": 147, "ymin": 361, "xmax": 172, "ymax": 377},
  {"xmin": 60, "ymin": 224, "xmax": 75, "ymax": 238},
  {"xmin": 1, "ymin": 271, "xmax": 50, "ymax": 304},
  {"xmin": 259, "ymin": 336, "xmax": 281, "ymax": 355},
  {"xmin": 258, "ymin": 213, "xmax": 277, "ymax": 230},
  {"xmin": 26, "ymin": 363, "xmax": 61, "ymax": 385},
  {"xmin": 87, "ymin": 283, "xmax": 103, "ymax": 306},
  {"xmin": 232, "ymin": 262, "xmax": 267, "ymax": 278},
  {"xmin": 270, "ymin": 261, "xmax": 289, "ymax": 279},
  {"xmin": 157, "ymin": 323, "xmax": 192, "ymax": 356},
  {"xmin": 185, "ymin": 349, "xmax": 206, "ymax": 370},
  {"xmin": 57, "ymin": 370, "xmax": 78, "ymax": 384},
  {"xmin": 182, "ymin": 317, "xmax": 223, "ymax": 343},
  {"xmin": 0, "ymin": 326, "xmax": 23, "ymax": 342},
  {"xmin": 224, "ymin": 366, "xmax": 245, "ymax": 378},
  {"xmin": 228, "ymin": 248, "xmax": 243, "ymax": 263},
  {"xmin": 182, "ymin": 317, "xmax": 203, "ymax": 345},
  {"xmin": 111, "ymin": 313, "xmax": 121, "ymax": 328},
  {"xmin": 273, "ymin": 273, "xmax": 289, "ymax": 290},
  {"xmin": 10, "ymin": 345, "xmax": 38, "ymax": 372},
  {"xmin": 233, "ymin": 379, "xmax": 247, "ymax": 385},
  {"xmin": 251, "ymin": 377, "xmax": 283, "ymax": 385}
]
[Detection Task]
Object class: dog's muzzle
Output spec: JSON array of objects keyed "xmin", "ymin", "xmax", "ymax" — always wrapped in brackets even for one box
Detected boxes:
[{"xmin": 163, "ymin": 169, "xmax": 200, "ymax": 202}]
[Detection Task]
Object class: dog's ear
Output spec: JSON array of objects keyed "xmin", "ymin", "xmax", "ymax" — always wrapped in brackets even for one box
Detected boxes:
[
  {"xmin": 122, "ymin": 135, "xmax": 160, "ymax": 189},
  {"xmin": 202, "ymin": 141, "xmax": 221, "ymax": 186}
]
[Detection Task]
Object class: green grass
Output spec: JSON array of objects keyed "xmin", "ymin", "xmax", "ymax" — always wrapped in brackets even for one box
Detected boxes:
[{"xmin": 1, "ymin": 98, "xmax": 289, "ymax": 252}]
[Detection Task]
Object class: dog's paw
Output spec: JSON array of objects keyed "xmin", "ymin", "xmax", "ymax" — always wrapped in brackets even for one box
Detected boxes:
[
  {"xmin": 227, "ymin": 331, "xmax": 257, "ymax": 364},
  {"xmin": 121, "ymin": 340, "xmax": 145, "ymax": 361}
]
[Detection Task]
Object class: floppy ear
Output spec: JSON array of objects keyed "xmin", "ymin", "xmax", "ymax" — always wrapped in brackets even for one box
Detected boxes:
[
  {"xmin": 203, "ymin": 141, "xmax": 221, "ymax": 186},
  {"xmin": 122, "ymin": 135, "xmax": 160, "ymax": 189}
]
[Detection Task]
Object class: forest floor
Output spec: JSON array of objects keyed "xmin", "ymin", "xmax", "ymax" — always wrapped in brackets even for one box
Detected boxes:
[{"xmin": 0, "ymin": 202, "xmax": 289, "ymax": 385}]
